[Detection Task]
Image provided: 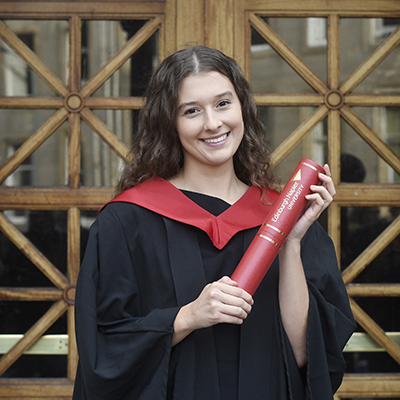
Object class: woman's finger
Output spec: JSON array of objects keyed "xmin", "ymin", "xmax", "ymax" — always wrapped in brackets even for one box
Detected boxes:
[{"xmin": 319, "ymin": 164, "xmax": 336, "ymax": 197}]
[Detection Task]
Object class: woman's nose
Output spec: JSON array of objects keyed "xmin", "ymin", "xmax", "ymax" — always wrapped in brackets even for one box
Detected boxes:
[{"xmin": 204, "ymin": 110, "xmax": 222, "ymax": 131}]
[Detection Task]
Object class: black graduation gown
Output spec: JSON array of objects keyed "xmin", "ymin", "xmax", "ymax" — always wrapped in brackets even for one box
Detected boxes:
[{"xmin": 73, "ymin": 178, "xmax": 355, "ymax": 400}]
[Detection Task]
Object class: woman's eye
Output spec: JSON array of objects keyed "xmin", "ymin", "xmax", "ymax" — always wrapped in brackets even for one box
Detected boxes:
[
  {"xmin": 218, "ymin": 100, "xmax": 231, "ymax": 108},
  {"xmin": 183, "ymin": 108, "xmax": 197, "ymax": 116}
]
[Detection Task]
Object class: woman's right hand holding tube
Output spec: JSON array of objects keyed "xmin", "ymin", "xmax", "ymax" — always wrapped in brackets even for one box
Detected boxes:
[{"xmin": 172, "ymin": 276, "xmax": 253, "ymax": 346}]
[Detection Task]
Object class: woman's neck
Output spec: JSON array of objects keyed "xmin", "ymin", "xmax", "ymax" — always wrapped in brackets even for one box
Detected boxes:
[{"xmin": 168, "ymin": 166, "xmax": 249, "ymax": 205}]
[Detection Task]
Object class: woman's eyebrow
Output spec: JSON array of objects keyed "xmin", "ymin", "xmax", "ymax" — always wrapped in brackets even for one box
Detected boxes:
[
  {"xmin": 177, "ymin": 100, "xmax": 198, "ymax": 111},
  {"xmin": 178, "ymin": 91, "xmax": 234, "ymax": 111},
  {"xmin": 215, "ymin": 90, "xmax": 233, "ymax": 99}
]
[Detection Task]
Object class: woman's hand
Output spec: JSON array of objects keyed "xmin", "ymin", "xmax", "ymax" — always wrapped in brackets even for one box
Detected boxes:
[
  {"xmin": 287, "ymin": 164, "xmax": 336, "ymax": 243},
  {"xmin": 278, "ymin": 164, "xmax": 335, "ymax": 367},
  {"xmin": 172, "ymin": 276, "xmax": 253, "ymax": 346}
]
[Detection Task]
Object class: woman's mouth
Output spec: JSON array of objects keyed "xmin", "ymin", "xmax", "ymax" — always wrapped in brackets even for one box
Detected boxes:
[{"xmin": 202, "ymin": 133, "xmax": 229, "ymax": 144}]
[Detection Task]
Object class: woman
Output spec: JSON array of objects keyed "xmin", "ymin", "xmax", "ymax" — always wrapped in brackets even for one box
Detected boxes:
[{"xmin": 73, "ymin": 45, "xmax": 355, "ymax": 400}]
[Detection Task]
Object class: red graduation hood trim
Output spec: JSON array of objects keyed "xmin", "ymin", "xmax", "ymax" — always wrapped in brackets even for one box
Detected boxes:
[{"xmin": 104, "ymin": 177, "xmax": 279, "ymax": 249}]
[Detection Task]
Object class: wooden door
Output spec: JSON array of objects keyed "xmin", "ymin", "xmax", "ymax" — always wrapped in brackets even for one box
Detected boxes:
[
  {"xmin": 0, "ymin": 1, "xmax": 178, "ymax": 398},
  {"xmin": 1, "ymin": 0, "xmax": 400, "ymax": 399},
  {"xmin": 230, "ymin": 1, "xmax": 400, "ymax": 398}
]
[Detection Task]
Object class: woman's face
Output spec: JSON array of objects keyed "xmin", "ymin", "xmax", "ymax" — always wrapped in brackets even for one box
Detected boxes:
[{"xmin": 175, "ymin": 71, "xmax": 244, "ymax": 172}]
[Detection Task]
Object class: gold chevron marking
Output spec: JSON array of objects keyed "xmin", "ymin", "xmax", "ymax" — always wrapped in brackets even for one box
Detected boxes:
[
  {"xmin": 257, "ymin": 234, "xmax": 281, "ymax": 249},
  {"xmin": 291, "ymin": 169, "xmax": 302, "ymax": 181}
]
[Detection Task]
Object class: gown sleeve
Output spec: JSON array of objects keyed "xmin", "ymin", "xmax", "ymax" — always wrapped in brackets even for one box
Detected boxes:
[
  {"xmin": 296, "ymin": 222, "xmax": 356, "ymax": 399},
  {"xmin": 73, "ymin": 204, "xmax": 180, "ymax": 400}
]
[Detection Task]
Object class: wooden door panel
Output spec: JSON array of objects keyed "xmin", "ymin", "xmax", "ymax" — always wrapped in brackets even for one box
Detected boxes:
[
  {"xmin": 238, "ymin": 3, "xmax": 400, "ymax": 397},
  {"xmin": 0, "ymin": 2, "xmax": 170, "ymax": 398}
]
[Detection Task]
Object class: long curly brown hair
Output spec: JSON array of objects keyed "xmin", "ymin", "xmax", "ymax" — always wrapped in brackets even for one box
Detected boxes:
[{"xmin": 115, "ymin": 45, "xmax": 279, "ymax": 196}]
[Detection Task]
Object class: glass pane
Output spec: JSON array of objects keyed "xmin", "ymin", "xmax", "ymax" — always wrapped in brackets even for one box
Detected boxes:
[
  {"xmin": 77, "ymin": 111, "xmax": 134, "ymax": 188},
  {"xmin": 340, "ymin": 111, "xmax": 400, "ymax": 184},
  {"xmin": 376, "ymin": 107, "xmax": 400, "ymax": 183},
  {"xmin": 80, "ymin": 210, "xmax": 97, "ymax": 232},
  {"xmin": 0, "ymin": 35, "xmax": 35, "ymax": 97},
  {"xmin": 2, "ymin": 20, "xmax": 69, "ymax": 94},
  {"xmin": 0, "ymin": 302, "xmax": 66, "ymax": 334},
  {"xmin": 340, "ymin": 18, "xmax": 400, "ymax": 93},
  {"xmin": 0, "ymin": 111, "xmax": 68, "ymax": 187},
  {"xmin": 342, "ymin": 398, "xmax": 399, "ymax": 400},
  {"xmin": 355, "ymin": 298, "xmax": 400, "ymax": 331},
  {"xmin": 257, "ymin": 106, "xmax": 328, "ymax": 181},
  {"xmin": 84, "ymin": 20, "xmax": 159, "ymax": 97},
  {"xmin": 251, "ymin": 17, "xmax": 327, "ymax": 94},
  {"xmin": 345, "ymin": 350, "xmax": 400, "ymax": 373},
  {"xmin": 0, "ymin": 210, "xmax": 68, "ymax": 286},
  {"xmin": 344, "ymin": 313, "xmax": 400, "ymax": 374},
  {"xmin": 0, "ymin": 301, "xmax": 67, "ymax": 378},
  {"xmin": 80, "ymin": 210, "xmax": 98, "ymax": 260},
  {"xmin": 81, "ymin": 116, "xmax": 127, "ymax": 187},
  {"xmin": 1, "ymin": 355, "xmax": 67, "ymax": 378},
  {"xmin": 341, "ymin": 206, "xmax": 400, "ymax": 283}
]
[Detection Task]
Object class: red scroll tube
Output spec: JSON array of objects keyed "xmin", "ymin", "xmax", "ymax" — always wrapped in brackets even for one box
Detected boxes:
[{"xmin": 231, "ymin": 158, "xmax": 325, "ymax": 296}]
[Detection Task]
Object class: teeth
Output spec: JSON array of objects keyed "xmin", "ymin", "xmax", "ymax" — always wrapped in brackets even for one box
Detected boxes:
[{"xmin": 203, "ymin": 134, "xmax": 227, "ymax": 144}]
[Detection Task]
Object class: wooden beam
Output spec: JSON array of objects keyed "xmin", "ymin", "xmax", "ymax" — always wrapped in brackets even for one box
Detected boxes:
[
  {"xmin": 328, "ymin": 110, "xmax": 341, "ymax": 186},
  {"xmin": 327, "ymin": 111, "xmax": 342, "ymax": 262},
  {"xmin": 327, "ymin": 14, "xmax": 340, "ymax": 90},
  {"xmin": 328, "ymin": 203, "xmax": 341, "ymax": 267},
  {"xmin": 0, "ymin": 187, "xmax": 113, "ymax": 210},
  {"xmin": 233, "ymin": 4, "xmax": 247, "ymax": 75},
  {"xmin": 0, "ymin": 97, "xmax": 63, "ymax": 109},
  {"xmin": 338, "ymin": 374, "xmax": 400, "ymax": 397},
  {"xmin": 1, "ymin": 185, "xmax": 396, "ymax": 209},
  {"xmin": 0, "ymin": 379, "xmax": 73, "ymax": 398},
  {"xmin": 243, "ymin": 0, "xmax": 400, "ymax": 15},
  {"xmin": 205, "ymin": 0, "xmax": 234, "ymax": 56},
  {"xmin": 0, "ymin": 288, "xmax": 63, "ymax": 301},
  {"xmin": 69, "ymin": 16, "xmax": 81, "ymax": 93},
  {"xmin": 347, "ymin": 284, "xmax": 400, "ymax": 297},
  {"xmin": 68, "ymin": 208, "xmax": 81, "ymax": 285},
  {"xmin": 253, "ymin": 93, "xmax": 323, "ymax": 106},
  {"xmin": 0, "ymin": 2, "xmax": 165, "ymax": 18},
  {"xmin": 68, "ymin": 113, "xmax": 81, "ymax": 189},
  {"xmin": 345, "ymin": 94, "xmax": 400, "ymax": 106},
  {"xmin": 85, "ymin": 96, "xmax": 143, "ymax": 109},
  {"xmin": 68, "ymin": 308, "xmax": 78, "ymax": 382},
  {"xmin": 334, "ymin": 184, "xmax": 400, "ymax": 205},
  {"xmin": 175, "ymin": 0, "xmax": 204, "ymax": 50}
]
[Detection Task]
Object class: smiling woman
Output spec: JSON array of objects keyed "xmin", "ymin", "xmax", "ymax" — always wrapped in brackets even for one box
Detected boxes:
[{"xmin": 73, "ymin": 45, "xmax": 355, "ymax": 400}]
